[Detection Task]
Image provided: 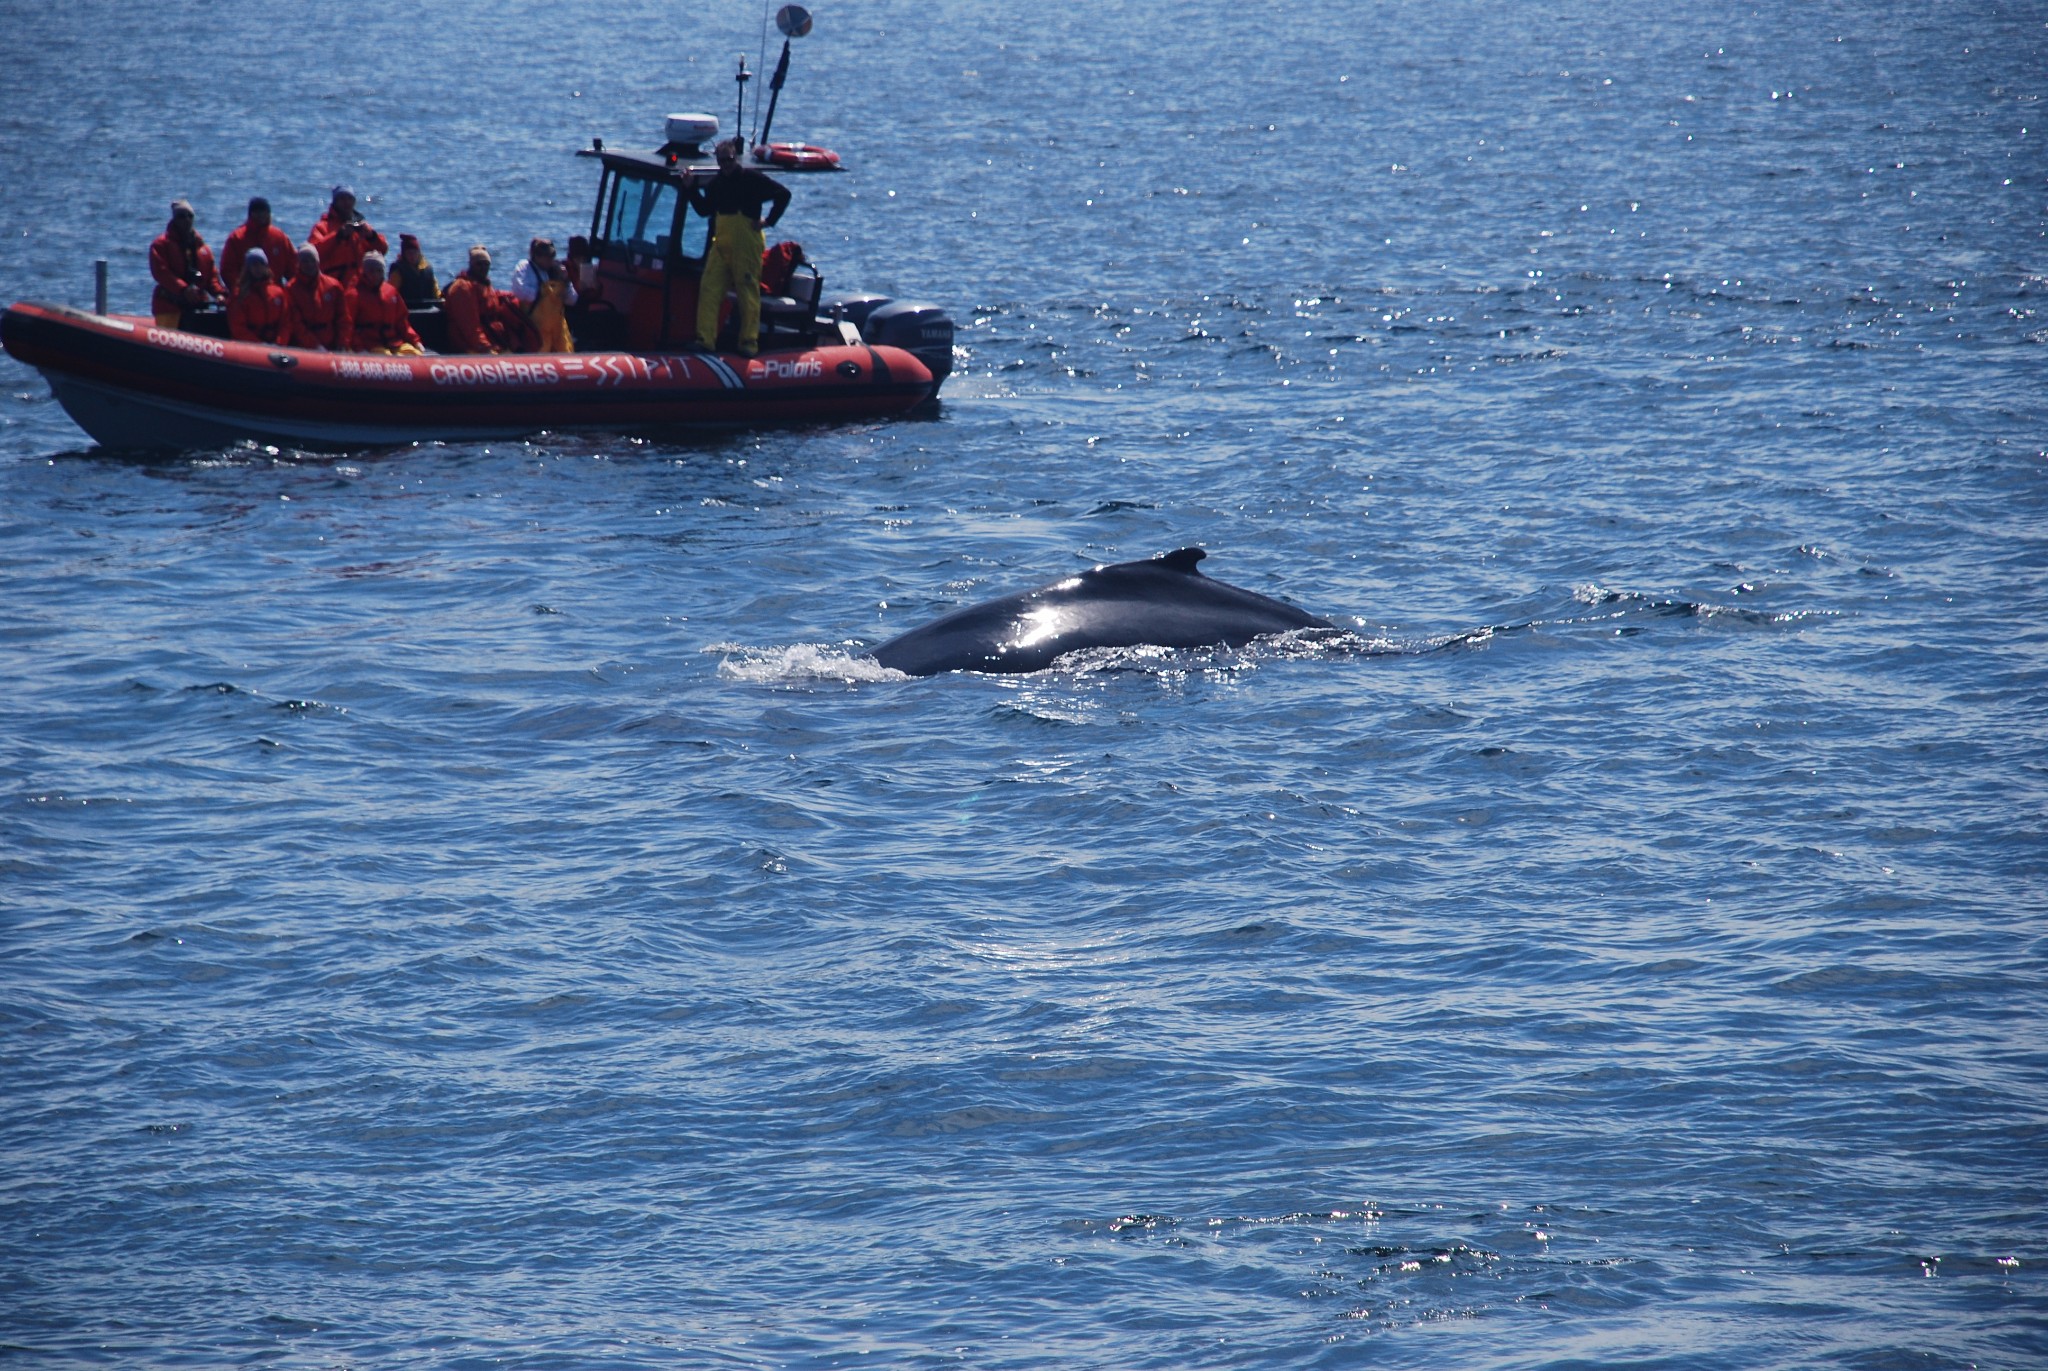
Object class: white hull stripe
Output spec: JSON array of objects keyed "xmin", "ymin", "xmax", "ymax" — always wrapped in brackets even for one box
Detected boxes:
[{"xmin": 701, "ymin": 354, "xmax": 744, "ymax": 389}]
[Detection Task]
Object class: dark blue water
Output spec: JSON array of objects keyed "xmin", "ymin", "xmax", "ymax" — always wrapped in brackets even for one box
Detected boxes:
[{"xmin": 3, "ymin": 1, "xmax": 2046, "ymax": 1366}]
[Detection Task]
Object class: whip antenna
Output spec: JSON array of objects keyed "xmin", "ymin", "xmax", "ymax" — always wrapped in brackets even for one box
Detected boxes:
[{"xmin": 732, "ymin": 52, "xmax": 753, "ymax": 144}]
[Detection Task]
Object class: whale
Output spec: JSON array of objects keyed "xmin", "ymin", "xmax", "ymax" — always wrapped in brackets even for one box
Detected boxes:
[{"xmin": 869, "ymin": 547, "xmax": 1337, "ymax": 676}]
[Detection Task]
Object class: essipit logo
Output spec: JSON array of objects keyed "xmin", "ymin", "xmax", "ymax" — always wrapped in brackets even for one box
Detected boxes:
[{"xmin": 748, "ymin": 356, "xmax": 823, "ymax": 381}]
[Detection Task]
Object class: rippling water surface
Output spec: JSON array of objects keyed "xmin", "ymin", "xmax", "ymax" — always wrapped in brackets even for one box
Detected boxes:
[{"xmin": 3, "ymin": 1, "xmax": 2045, "ymax": 1366}]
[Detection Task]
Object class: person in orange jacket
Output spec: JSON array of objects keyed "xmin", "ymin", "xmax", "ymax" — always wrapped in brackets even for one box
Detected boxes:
[
  {"xmin": 309, "ymin": 185, "xmax": 387, "ymax": 288},
  {"xmin": 343, "ymin": 254, "xmax": 423, "ymax": 355},
  {"xmin": 442, "ymin": 245, "xmax": 536, "ymax": 354},
  {"xmin": 148, "ymin": 199, "xmax": 224, "ymax": 328},
  {"xmin": 441, "ymin": 245, "xmax": 499, "ymax": 353},
  {"xmin": 226, "ymin": 248, "xmax": 289, "ymax": 344},
  {"xmin": 283, "ymin": 244, "xmax": 349, "ymax": 351},
  {"xmin": 219, "ymin": 197, "xmax": 298, "ymax": 294}
]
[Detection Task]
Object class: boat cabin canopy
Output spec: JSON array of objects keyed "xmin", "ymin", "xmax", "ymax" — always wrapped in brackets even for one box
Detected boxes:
[
  {"xmin": 578, "ymin": 144, "xmax": 721, "ymax": 270},
  {"xmin": 571, "ymin": 132, "xmax": 832, "ymax": 352},
  {"xmin": 577, "ymin": 129, "xmax": 833, "ymax": 271}
]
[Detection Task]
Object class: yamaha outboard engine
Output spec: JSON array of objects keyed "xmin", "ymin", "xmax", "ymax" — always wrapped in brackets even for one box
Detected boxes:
[
  {"xmin": 863, "ymin": 300, "xmax": 954, "ymax": 385},
  {"xmin": 823, "ymin": 293, "xmax": 954, "ymax": 386},
  {"xmin": 820, "ymin": 292, "xmax": 893, "ymax": 336}
]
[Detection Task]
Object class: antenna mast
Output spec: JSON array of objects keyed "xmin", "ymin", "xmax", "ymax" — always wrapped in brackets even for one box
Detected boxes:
[
  {"xmin": 732, "ymin": 53, "xmax": 753, "ymax": 144},
  {"xmin": 756, "ymin": 5, "xmax": 814, "ymax": 151}
]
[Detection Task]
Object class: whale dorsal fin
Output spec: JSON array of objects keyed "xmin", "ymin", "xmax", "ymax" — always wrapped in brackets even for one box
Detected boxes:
[{"xmin": 1154, "ymin": 547, "xmax": 1207, "ymax": 574}]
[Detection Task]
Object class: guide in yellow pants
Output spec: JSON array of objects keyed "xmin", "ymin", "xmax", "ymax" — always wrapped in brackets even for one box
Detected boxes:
[
  {"xmin": 686, "ymin": 137, "xmax": 791, "ymax": 355},
  {"xmin": 695, "ymin": 213, "xmax": 766, "ymax": 356}
]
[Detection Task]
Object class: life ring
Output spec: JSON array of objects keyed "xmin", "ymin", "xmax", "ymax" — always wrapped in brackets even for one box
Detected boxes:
[{"xmin": 755, "ymin": 142, "xmax": 841, "ymax": 171}]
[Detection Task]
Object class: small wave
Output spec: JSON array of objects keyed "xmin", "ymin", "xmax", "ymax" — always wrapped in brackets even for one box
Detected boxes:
[{"xmin": 1568, "ymin": 584, "xmax": 1821, "ymax": 627}]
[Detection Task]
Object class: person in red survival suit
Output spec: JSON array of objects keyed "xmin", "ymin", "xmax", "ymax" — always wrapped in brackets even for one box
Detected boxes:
[
  {"xmin": 226, "ymin": 248, "xmax": 289, "ymax": 344},
  {"xmin": 441, "ymin": 245, "xmax": 500, "ymax": 353},
  {"xmin": 487, "ymin": 279, "xmax": 541, "ymax": 353},
  {"xmin": 148, "ymin": 199, "xmax": 224, "ymax": 328},
  {"xmin": 760, "ymin": 240, "xmax": 805, "ymax": 296},
  {"xmin": 441, "ymin": 246, "xmax": 537, "ymax": 354},
  {"xmin": 219, "ymin": 196, "xmax": 298, "ymax": 294},
  {"xmin": 283, "ymin": 244, "xmax": 349, "ymax": 351},
  {"xmin": 343, "ymin": 254, "xmax": 423, "ymax": 355},
  {"xmin": 308, "ymin": 185, "xmax": 387, "ymax": 288}
]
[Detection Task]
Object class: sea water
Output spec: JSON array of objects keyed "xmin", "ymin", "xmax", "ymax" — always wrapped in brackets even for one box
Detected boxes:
[{"xmin": 1, "ymin": 1, "xmax": 2044, "ymax": 1366}]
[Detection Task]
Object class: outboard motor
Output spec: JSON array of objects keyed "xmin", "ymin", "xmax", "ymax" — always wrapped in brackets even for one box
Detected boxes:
[
  {"xmin": 819, "ymin": 291, "xmax": 893, "ymax": 336},
  {"xmin": 862, "ymin": 299, "xmax": 955, "ymax": 385}
]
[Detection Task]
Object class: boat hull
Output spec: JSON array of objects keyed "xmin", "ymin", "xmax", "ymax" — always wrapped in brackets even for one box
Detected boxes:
[{"xmin": 1, "ymin": 302, "xmax": 938, "ymax": 451}]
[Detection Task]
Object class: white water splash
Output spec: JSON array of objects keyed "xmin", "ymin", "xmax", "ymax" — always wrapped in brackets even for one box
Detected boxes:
[{"xmin": 710, "ymin": 642, "xmax": 907, "ymax": 684}]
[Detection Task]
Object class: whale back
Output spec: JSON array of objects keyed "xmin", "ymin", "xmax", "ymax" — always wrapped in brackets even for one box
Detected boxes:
[{"xmin": 870, "ymin": 547, "xmax": 1334, "ymax": 676}]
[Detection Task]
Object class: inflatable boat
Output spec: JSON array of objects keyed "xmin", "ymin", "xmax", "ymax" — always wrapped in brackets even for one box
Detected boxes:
[
  {"xmin": 1, "ymin": 111, "xmax": 953, "ymax": 451},
  {"xmin": 0, "ymin": 302, "xmax": 940, "ymax": 450}
]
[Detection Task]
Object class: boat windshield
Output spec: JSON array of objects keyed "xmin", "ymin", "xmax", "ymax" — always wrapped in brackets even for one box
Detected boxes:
[
  {"xmin": 604, "ymin": 175, "xmax": 709, "ymax": 261},
  {"xmin": 678, "ymin": 199, "xmax": 710, "ymax": 259}
]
